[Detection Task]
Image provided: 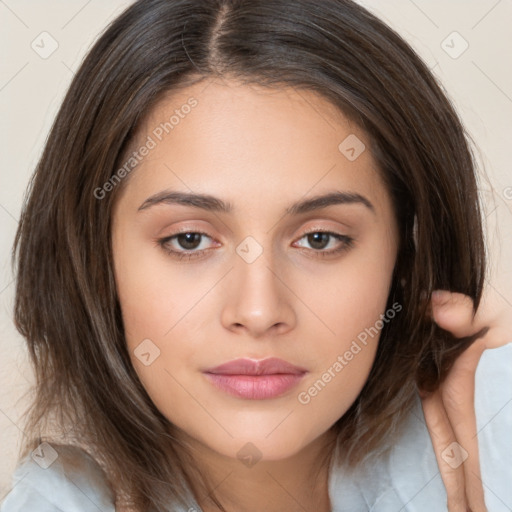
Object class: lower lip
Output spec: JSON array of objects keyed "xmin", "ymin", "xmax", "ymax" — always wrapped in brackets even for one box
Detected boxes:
[{"xmin": 203, "ymin": 373, "xmax": 306, "ymax": 400}]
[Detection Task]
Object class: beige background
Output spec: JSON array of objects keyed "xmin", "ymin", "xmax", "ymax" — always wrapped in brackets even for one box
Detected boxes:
[{"xmin": 1, "ymin": 0, "xmax": 511, "ymax": 500}]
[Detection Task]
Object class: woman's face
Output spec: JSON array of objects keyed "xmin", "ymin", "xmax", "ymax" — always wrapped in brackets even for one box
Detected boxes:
[{"xmin": 112, "ymin": 78, "xmax": 399, "ymax": 462}]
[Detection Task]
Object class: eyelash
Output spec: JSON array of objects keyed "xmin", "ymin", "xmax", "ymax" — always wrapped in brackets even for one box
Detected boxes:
[{"xmin": 157, "ymin": 229, "xmax": 354, "ymax": 261}]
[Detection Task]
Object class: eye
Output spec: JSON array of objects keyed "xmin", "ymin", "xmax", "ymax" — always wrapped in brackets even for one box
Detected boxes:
[
  {"xmin": 293, "ymin": 231, "xmax": 354, "ymax": 257},
  {"xmin": 157, "ymin": 229, "xmax": 354, "ymax": 261},
  {"xmin": 158, "ymin": 231, "xmax": 217, "ymax": 260}
]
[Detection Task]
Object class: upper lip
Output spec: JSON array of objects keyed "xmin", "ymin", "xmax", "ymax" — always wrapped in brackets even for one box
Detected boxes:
[{"xmin": 204, "ymin": 357, "xmax": 307, "ymax": 376}]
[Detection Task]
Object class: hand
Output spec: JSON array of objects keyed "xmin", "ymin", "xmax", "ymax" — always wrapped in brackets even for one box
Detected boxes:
[{"xmin": 420, "ymin": 286, "xmax": 512, "ymax": 512}]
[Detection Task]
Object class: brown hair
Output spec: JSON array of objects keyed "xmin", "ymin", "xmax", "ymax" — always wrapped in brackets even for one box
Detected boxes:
[{"xmin": 13, "ymin": 0, "xmax": 486, "ymax": 510}]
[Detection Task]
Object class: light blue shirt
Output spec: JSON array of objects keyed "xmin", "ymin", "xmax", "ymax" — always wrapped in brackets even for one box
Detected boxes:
[{"xmin": 2, "ymin": 343, "xmax": 511, "ymax": 511}]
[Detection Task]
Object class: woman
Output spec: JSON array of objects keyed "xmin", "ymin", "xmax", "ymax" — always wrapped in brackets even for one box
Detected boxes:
[{"xmin": 2, "ymin": 0, "xmax": 511, "ymax": 510}]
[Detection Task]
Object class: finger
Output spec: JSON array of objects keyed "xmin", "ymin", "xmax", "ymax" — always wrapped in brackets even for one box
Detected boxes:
[
  {"xmin": 441, "ymin": 338, "xmax": 487, "ymax": 511},
  {"xmin": 430, "ymin": 290, "xmax": 486, "ymax": 339},
  {"xmin": 421, "ymin": 389, "xmax": 467, "ymax": 511},
  {"xmin": 431, "ymin": 288, "xmax": 511, "ymax": 348}
]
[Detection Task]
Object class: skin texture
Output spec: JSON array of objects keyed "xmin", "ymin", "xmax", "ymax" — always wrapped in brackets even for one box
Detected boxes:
[{"xmin": 112, "ymin": 78, "xmax": 399, "ymax": 511}]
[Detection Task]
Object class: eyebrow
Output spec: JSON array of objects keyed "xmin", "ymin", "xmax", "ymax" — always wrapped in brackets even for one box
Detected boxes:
[{"xmin": 138, "ymin": 190, "xmax": 375, "ymax": 215}]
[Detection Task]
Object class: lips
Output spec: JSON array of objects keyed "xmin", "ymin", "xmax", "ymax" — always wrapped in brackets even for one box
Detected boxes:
[
  {"xmin": 205, "ymin": 357, "xmax": 307, "ymax": 376},
  {"xmin": 203, "ymin": 358, "xmax": 307, "ymax": 400}
]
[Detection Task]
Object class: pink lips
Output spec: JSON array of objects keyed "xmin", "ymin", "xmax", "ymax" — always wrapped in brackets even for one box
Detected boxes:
[{"xmin": 203, "ymin": 357, "xmax": 307, "ymax": 400}]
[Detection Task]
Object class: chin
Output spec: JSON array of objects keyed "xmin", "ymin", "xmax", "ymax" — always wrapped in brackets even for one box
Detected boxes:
[{"xmin": 206, "ymin": 426, "xmax": 321, "ymax": 463}]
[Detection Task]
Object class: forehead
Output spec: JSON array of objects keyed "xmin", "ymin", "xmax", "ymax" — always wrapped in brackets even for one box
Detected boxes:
[{"xmin": 118, "ymin": 78, "xmax": 391, "ymax": 216}]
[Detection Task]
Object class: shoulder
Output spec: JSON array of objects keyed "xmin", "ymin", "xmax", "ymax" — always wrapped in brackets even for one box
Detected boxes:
[{"xmin": 1, "ymin": 443, "xmax": 116, "ymax": 512}]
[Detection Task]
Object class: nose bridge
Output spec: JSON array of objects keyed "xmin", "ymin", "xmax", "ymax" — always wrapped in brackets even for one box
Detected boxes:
[
  {"xmin": 234, "ymin": 234, "xmax": 282, "ymax": 312},
  {"xmin": 221, "ymin": 234, "xmax": 295, "ymax": 336}
]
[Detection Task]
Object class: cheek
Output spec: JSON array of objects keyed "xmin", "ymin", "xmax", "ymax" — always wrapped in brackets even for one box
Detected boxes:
[
  {"xmin": 113, "ymin": 231, "xmax": 209, "ymax": 345},
  {"xmin": 113, "ymin": 237, "xmax": 223, "ymax": 422},
  {"xmin": 115, "ymin": 257, "xmax": 210, "ymax": 435},
  {"xmin": 306, "ymin": 234, "xmax": 396, "ymax": 355},
  {"xmin": 293, "ymin": 322, "xmax": 389, "ymax": 442},
  {"xmin": 295, "ymin": 278, "xmax": 389, "ymax": 430}
]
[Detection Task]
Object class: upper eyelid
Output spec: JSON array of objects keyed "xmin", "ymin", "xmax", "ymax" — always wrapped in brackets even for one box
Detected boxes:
[{"xmin": 161, "ymin": 226, "xmax": 348, "ymax": 237}]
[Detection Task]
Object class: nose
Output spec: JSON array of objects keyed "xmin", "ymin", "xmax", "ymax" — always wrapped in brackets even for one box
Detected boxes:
[{"xmin": 220, "ymin": 246, "xmax": 297, "ymax": 338}]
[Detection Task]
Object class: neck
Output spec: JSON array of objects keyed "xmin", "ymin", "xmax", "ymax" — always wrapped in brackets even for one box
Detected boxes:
[{"xmin": 179, "ymin": 429, "xmax": 337, "ymax": 512}]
